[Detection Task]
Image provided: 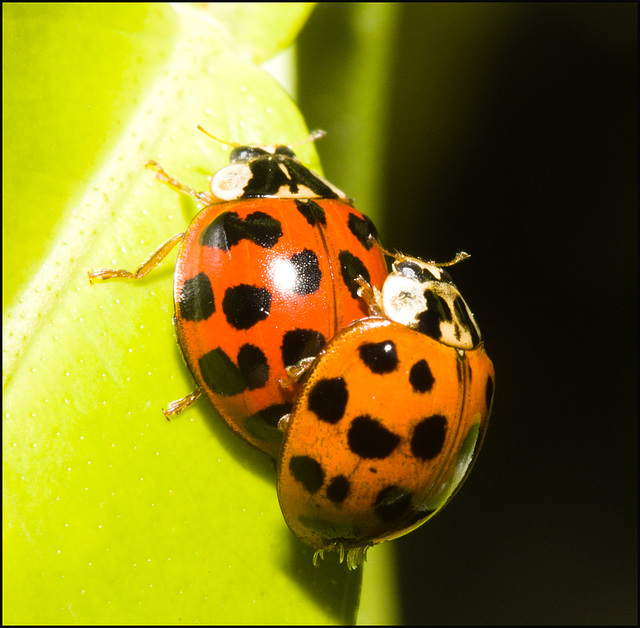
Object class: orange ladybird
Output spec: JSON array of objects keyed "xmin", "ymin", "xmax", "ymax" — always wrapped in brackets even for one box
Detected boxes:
[
  {"xmin": 277, "ymin": 254, "xmax": 495, "ymax": 568},
  {"xmin": 89, "ymin": 134, "xmax": 388, "ymax": 458}
]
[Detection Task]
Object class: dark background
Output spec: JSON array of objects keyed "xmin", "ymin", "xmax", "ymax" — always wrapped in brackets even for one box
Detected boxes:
[{"xmin": 299, "ymin": 4, "xmax": 637, "ymax": 624}]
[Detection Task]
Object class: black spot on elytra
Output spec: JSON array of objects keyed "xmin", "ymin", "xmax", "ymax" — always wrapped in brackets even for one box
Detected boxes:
[
  {"xmin": 486, "ymin": 375, "xmax": 494, "ymax": 411},
  {"xmin": 236, "ymin": 344, "xmax": 269, "ymax": 390},
  {"xmin": 348, "ymin": 415, "xmax": 400, "ymax": 459},
  {"xmin": 294, "ymin": 198, "xmax": 327, "ymax": 226},
  {"xmin": 222, "ymin": 284, "xmax": 271, "ymax": 330},
  {"xmin": 289, "ymin": 456, "xmax": 324, "ymax": 494},
  {"xmin": 374, "ymin": 486, "xmax": 413, "ymax": 522},
  {"xmin": 339, "ymin": 250, "xmax": 371, "ymax": 299},
  {"xmin": 308, "ymin": 378, "xmax": 348, "ymax": 424},
  {"xmin": 281, "ymin": 329, "xmax": 326, "ymax": 368},
  {"xmin": 347, "ymin": 213, "xmax": 378, "ymax": 250},
  {"xmin": 290, "ymin": 249, "xmax": 322, "ymax": 295},
  {"xmin": 178, "ymin": 272, "xmax": 215, "ymax": 322},
  {"xmin": 257, "ymin": 403, "xmax": 293, "ymax": 428},
  {"xmin": 326, "ymin": 475, "xmax": 350, "ymax": 503},
  {"xmin": 409, "ymin": 359, "xmax": 435, "ymax": 393},
  {"xmin": 198, "ymin": 348, "xmax": 247, "ymax": 397},
  {"xmin": 243, "ymin": 403, "xmax": 291, "ymax": 445},
  {"xmin": 200, "ymin": 211, "xmax": 283, "ymax": 251},
  {"xmin": 411, "ymin": 415, "xmax": 448, "ymax": 461},
  {"xmin": 197, "ymin": 344, "xmax": 270, "ymax": 397},
  {"xmin": 358, "ymin": 340, "xmax": 398, "ymax": 374}
]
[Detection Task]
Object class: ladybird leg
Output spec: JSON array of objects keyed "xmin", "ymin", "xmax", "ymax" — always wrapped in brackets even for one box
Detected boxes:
[
  {"xmin": 312, "ymin": 549, "xmax": 325, "ymax": 567},
  {"xmin": 162, "ymin": 389, "xmax": 201, "ymax": 421},
  {"xmin": 88, "ymin": 233, "xmax": 185, "ymax": 284},
  {"xmin": 146, "ymin": 160, "xmax": 215, "ymax": 206},
  {"xmin": 281, "ymin": 357, "xmax": 317, "ymax": 387},
  {"xmin": 355, "ymin": 276, "xmax": 384, "ymax": 316}
]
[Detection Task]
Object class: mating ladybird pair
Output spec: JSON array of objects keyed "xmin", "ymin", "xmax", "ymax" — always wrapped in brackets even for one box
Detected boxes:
[{"xmin": 89, "ymin": 128, "xmax": 494, "ymax": 569}]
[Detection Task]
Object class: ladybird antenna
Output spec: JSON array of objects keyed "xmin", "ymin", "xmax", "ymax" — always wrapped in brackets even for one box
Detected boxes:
[
  {"xmin": 436, "ymin": 251, "xmax": 471, "ymax": 267},
  {"xmin": 288, "ymin": 129, "xmax": 326, "ymax": 147},
  {"xmin": 373, "ymin": 243, "xmax": 471, "ymax": 267},
  {"xmin": 196, "ymin": 125, "xmax": 241, "ymax": 148},
  {"xmin": 372, "ymin": 241, "xmax": 403, "ymax": 260},
  {"xmin": 197, "ymin": 125, "xmax": 326, "ymax": 149}
]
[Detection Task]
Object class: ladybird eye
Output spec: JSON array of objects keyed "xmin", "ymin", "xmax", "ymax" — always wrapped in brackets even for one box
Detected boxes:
[
  {"xmin": 274, "ymin": 146, "xmax": 296, "ymax": 158},
  {"xmin": 438, "ymin": 269, "xmax": 453, "ymax": 284},
  {"xmin": 230, "ymin": 146, "xmax": 268, "ymax": 163},
  {"xmin": 395, "ymin": 261, "xmax": 425, "ymax": 281}
]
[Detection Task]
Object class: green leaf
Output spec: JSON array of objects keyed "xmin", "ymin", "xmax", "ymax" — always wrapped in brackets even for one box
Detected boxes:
[
  {"xmin": 298, "ymin": 3, "xmax": 401, "ymax": 224},
  {"xmin": 198, "ymin": 3, "xmax": 316, "ymax": 63},
  {"xmin": 3, "ymin": 4, "xmax": 396, "ymax": 624}
]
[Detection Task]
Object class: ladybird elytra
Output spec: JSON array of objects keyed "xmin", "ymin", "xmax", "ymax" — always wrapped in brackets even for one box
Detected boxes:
[
  {"xmin": 277, "ymin": 317, "xmax": 494, "ymax": 567},
  {"xmin": 172, "ymin": 195, "xmax": 388, "ymax": 457}
]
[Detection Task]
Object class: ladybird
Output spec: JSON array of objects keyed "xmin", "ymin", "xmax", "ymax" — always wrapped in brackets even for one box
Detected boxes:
[
  {"xmin": 89, "ymin": 131, "xmax": 388, "ymax": 458},
  {"xmin": 276, "ymin": 254, "xmax": 494, "ymax": 569}
]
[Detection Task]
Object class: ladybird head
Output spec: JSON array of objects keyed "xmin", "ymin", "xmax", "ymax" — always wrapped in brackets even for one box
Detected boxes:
[
  {"xmin": 199, "ymin": 126, "xmax": 346, "ymax": 202},
  {"xmin": 228, "ymin": 144, "xmax": 297, "ymax": 164},
  {"xmin": 380, "ymin": 256, "xmax": 482, "ymax": 349}
]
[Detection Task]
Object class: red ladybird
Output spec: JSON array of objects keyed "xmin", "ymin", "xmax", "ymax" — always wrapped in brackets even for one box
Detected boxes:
[
  {"xmin": 89, "ymin": 131, "xmax": 388, "ymax": 458},
  {"xmin": 276, "ymin": 254, "xmax": 494, "ymax": 568}
]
